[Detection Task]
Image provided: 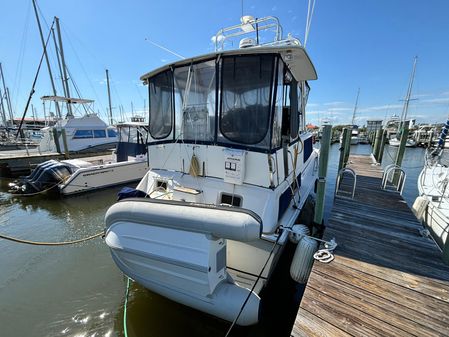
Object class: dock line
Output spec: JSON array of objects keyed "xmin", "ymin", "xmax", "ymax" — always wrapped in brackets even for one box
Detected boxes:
[{"xmin": 0, "ymin": 231, "xmax": 104, "ymax": 246}]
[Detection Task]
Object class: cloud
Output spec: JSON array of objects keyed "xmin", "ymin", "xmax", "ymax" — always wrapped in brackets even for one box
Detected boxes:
[
  {"xmin": 272, "ymin": 6, "xmax": 277, "ymax": 11},
  {"xmin": 328, "ymin": 107, "xmax": 352, "ymax": 112},
  {"xmin": 324, "ymin": 101, "xmax": 346, "ymax": 106},
  {"xmin": 361, "ymin": 104, "xmax": 402, "ymax": 112},
  {"xmin": 419, "ymin": 97, "xmax": 449, "ymax": 105}
]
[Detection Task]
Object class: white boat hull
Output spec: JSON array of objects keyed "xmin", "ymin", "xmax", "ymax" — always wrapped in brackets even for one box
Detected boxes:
[
  {"xmin": 417, "ymin": 165, "xmax": 449, "ymax": 248},
  {"xmin": 105, "ymin": 199, "xmax": 264, "ymax": 325},
  {"xmin": 60, "ymin": 160, "xmax": 148, "ymax": 195},
  {"xmin": 389, "ymin": 138, "xmax": 416, "ymax": 147}
]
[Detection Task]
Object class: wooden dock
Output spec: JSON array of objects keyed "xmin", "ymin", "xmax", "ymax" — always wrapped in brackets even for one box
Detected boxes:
[{"xmin": 292, "ymin": 154, "xmax": 449, "ymax": 337}]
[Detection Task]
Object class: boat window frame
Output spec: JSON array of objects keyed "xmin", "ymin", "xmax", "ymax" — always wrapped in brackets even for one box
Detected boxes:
[
  {"xmin": 107, "ymin": 128, "xmax": 117, "ymax": 138},
  {"xmin": 93, "ymin": 129, "xmax": 107, "ymax": 138},
  {"xmin": 145, "ymin": 54, "xmax": 296, "ymax": 153},
  {"xmin": 148, "ymin": 69, "xmax": 174, "ymax": 140},
  {"xmin": 173, "ymin": 59, "xmax": 217, "ymax": 143},
  {"xmin": 218, "ymin": 54, "xmax": 276, "ymax": 148},
  {"xmin": 73, "ymin": 129, "xmax": 94, "ymax": 139}
]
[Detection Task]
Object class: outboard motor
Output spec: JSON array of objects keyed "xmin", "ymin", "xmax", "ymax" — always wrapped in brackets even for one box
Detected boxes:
[{"xmin": 8, "ymin": 160, "xmax": 73, "ymax": 195}]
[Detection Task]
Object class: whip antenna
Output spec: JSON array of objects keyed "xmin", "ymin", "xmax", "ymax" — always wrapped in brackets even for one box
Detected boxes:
[
  {"xmin": 304, "ymin": 0, "xmax": 316, "ymax": 47},
  {"xmin": 144, "ymin": 38, "xmax": 185, "ymax": 60}
]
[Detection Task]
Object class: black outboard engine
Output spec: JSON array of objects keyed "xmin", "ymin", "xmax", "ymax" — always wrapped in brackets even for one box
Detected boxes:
[{"xmin": 8, "ymin": 160, "xmax": 73, "ymax": 195}]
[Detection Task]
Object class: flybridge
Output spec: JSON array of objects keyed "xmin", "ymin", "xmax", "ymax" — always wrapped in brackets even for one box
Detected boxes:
[{"xmin": 213, "ymin": 16, "xmax": 301, "ymax": 51}]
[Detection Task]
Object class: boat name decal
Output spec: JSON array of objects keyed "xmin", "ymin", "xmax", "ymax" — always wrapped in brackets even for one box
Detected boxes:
[{"xmin": 82, "ymin": 169, "xmax": 114, "ymax": 177}]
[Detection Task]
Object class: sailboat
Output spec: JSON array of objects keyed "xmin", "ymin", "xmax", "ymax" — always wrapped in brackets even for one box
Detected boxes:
[
  {"xmin": 104, "ymin": 15, "xmax": 319, "ymax": 325},
  {"xmin": 414, "ymin": 117, "xmax": 449, "ymax": 249},
  {"xmin": 339, "ymin": 88, "xmax": 360, "ymax": 145},
  {"xmin": 388, "ymin": 57, "xmax": 418, "ymax": 147},
  {"xmin": 17, "ymin": 3, "xmax": 118, "ymax": 154},
  {"xmin": 350, "ymin": 88, "xmax": 360, "ymax": 145}
]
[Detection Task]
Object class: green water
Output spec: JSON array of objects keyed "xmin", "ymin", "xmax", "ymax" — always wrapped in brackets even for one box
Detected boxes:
[{"xmin": 0, "ymin": 143, "xmax": 426, "ymax": 337}]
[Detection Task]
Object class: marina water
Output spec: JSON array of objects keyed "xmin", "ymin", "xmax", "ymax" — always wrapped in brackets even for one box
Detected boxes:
[{"xmin": 0, "ymin": 143, "xmax": 426, "ymax": 337}]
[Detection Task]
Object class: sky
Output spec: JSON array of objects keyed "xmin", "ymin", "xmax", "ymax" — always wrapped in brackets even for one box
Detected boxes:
[{"xmin": 1, "ymin": 0, "xmax": 449, "ymax": 127}]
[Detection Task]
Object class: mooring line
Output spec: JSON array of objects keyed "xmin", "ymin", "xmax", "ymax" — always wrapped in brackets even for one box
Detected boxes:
[
  {"xmin": 0, "ymin": 231, "xmax": 104, "ymax": 246},
  {"xmin": 123, "ymin": 277, "xmax": 131, "ymax": 337}
]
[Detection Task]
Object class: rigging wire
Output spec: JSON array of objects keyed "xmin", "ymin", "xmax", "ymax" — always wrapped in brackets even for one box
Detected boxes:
[
  {"xmin": 304, "ymin": 0, "xmax": 316, "ymax": 47},
  {"xmin": 12, "ymin": 1, "xmax": 32, "ymax": 116},
  {"xmin": 15, "ymin": 19, "xmax": 56, "ymax": 139},
  {"xmin": 61, "ymin": 24, "xmax": 107, "ymax": 115}
]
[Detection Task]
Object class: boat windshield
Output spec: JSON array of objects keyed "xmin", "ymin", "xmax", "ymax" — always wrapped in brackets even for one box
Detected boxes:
[
  {"xmin": 118, "ymin": 125, "xmax": 149, "ymax": 144},
  {"xmin": 174, "ymin": 60, "xmax": 216, "ymax": 142},
  {"xmin": 147, "ymin": 54, "xmax": 303, "ymax": 151},
  {"xmin": 218, "ymin": 55, "xmax": 273, "ymax": 146}
]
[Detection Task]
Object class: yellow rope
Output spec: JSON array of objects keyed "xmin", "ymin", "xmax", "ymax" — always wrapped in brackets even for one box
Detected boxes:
[{"xmin": 0, "ymin": 231, "xmax": 104, "ymax": 246}]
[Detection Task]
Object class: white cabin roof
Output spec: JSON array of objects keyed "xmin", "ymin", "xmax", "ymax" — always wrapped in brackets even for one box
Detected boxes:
[{"xmin": 140, "ymin": 45, "xmax": 317, "ymax": 83}]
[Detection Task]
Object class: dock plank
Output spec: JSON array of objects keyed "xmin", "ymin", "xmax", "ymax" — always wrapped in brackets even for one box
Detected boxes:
[{"xmin": 292, "ymin": 154, "xmax": 449, "ymax": 337}]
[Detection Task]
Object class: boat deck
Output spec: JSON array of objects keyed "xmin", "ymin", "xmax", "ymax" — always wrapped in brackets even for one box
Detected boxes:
[
  {"xmin": 291, "ymin": 154, "xmax": 449, "ymax": 337},
  {"xmin": 0, "ymin": 150, "xmax": 114, "ymax": 177}
]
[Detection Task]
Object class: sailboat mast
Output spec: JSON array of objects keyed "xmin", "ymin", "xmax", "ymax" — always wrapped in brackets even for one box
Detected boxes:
[
  {"xmin": 400, "ymin": 56, "xmax": 417, "ymax": 127},
  {"xmin": 105, "ymin": 69, "xmax": 113, "ymax": 125},
  {"xmin": 31, "ymin": 0, "xmax": 61, "ymax": 119},
  {"xmin": 55, "ymin": 16, "xmax": 72, "ymax": 117},
  {"xmin": 0, "ymin": 87, "xmax": 7, "ymax": 129},
  {"xmin": 51, "ymin": 28, "xmax": 67, "ymax": 101},
  {"xmin": 351, "ymin": 87, "xmax": 360, "ymax": 125},
  {"xmin": 0, "ymin": 63, "xmax": 13, "ymax": 125}
]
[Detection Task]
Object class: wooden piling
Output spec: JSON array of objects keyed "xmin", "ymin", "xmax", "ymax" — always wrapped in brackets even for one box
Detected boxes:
[
  {"xmin": 372, "ymin": 129, "xmax": 383, "ymax": 160},
  {"xmin": 343, "ymin": 128, "xmax": 351, "ymax": 167},
  {"xmin": 61, "ymin": 128, "xmax": 69, "ymax": 159},
  {"xmin": 52, "ymin": 127, "xmax": 61, "ymax": 153},
  {"xmin": 313, "ymin": 124, "xmax": 331, "ymax": 225},
  {"xmin": 338, "ymin": 128, "xmax": 350, "ymax": 172},
  {"xmin": 393, "ymin": 124, "xmax": 409, "ymax": 186},
  {"xmin": 377, "ymin": 129, "xmax": 387, "ymax": 163}
]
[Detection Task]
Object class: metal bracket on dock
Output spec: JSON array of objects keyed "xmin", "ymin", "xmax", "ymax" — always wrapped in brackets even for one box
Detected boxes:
[
  {"xmin": 382, "ymin": 164, "xmax": 406, "ymax": 195},
  {"xmin": 335, "ymin": 167, "xmax": 357, "ymax": 199}
]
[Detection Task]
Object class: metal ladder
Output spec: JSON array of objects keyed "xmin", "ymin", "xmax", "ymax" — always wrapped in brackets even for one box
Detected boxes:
[
  {"xmin": 335, "ymin": 167, "xmax": 357, "ymax": 199},
  {"xmin": 382, "ymin": 164, "xmax": 406, "ymax": 195}
]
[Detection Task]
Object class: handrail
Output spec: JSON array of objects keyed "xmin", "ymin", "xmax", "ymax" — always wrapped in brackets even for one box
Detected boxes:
[
  {"xmin": 382, "ymin": 165, "xmax": 406, "ymax": 195},
  {"xmin": 335, "ymin": 167, "xmax": 357, "ymax": 199},
  {"xmin": 381, "ymin": 164, "xmax": 400, "ymax": 187},
  {"xmin": 213, "ymin": 16, "xmax": 295, "ymax": 51}
]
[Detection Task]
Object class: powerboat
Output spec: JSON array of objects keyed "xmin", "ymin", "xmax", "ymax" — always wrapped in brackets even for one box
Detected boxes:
[
  {"xmin": 104, "ymin": 15, "xmax": 319, "ymax": 326},
  {"xmin": 8, "ymin": 122, "xmax": 148, "ymax": 196},
  {"xmin": 388, "ymin": 136, "xmax": 417, "ymax": 147},
  {"xmin": 37, "ymin": 96, "xmax": 118, "ymax": 153}
]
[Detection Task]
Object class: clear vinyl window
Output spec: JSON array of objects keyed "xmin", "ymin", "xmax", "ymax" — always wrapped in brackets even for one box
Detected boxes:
[
  {"xmin": 220, "ymin": 55, "xmax": 274, "ymax": 145},
  {"xmin": 149, "ymin": 70, "xmax": 173, "ymax": 139},
  {"xmin": 174, "ymin": 60, "xmax": 216, "ymax": 142}
]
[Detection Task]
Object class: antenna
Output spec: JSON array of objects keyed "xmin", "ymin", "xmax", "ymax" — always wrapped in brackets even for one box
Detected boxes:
[
  {"xmin": 144, "ymin": 38, "xmax": 185, "ymax": 60},
  {"xmin": 304, "ymin": 0, "xmax": 316, "ymax": 47}
]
